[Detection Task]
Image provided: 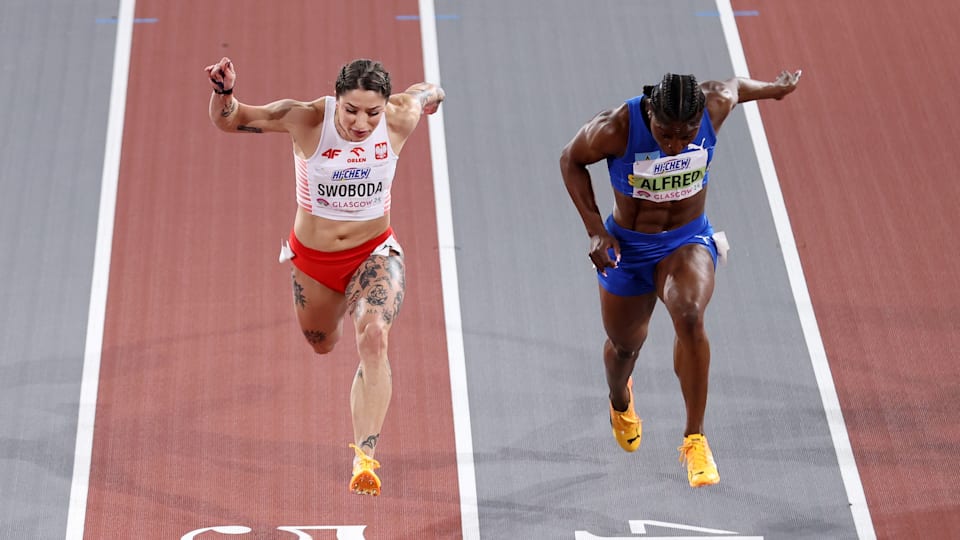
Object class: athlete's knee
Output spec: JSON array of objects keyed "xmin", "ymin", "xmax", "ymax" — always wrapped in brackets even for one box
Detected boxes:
[
  {"xmin": 607, "ymin": 339, "xmax": 641, "ymax": 363},
  {"xmin": 671, "ymin": 303, "xmax": 707, "ymax": 341},
  {"xmin": 356, "ymin": 319, "xmax": 389, "ymax": 360},
  {"xmin": 303, "ymin": 329, "xmax": 339, "ymax": 355}
]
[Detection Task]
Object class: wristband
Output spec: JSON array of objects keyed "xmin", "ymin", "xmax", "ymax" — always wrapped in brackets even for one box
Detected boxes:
[{"xmin": 213, "ymin": 86, "xmax": 233, "ymax": 95}]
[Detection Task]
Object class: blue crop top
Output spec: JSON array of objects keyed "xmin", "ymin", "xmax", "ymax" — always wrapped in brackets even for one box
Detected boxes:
[{"xmin": 606, "ymin": 96, "xmax": 717, "ymax": 201}]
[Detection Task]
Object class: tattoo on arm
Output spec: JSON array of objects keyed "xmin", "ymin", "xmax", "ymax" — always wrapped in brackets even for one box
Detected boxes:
[
  {"xmin": 414, "ymin": 89, "xmax": 432, "ymax": 108},
  {"xmin": 237, "ymin": 125, "xmax": 263, "ymax": 133},
  {"xmin": 356, "ymin": 366, "xmax": 363, "ymax": 380},
  {"xmin": 404, "ymin": 85, "xmax": 434, "ymax": 109},
  {"xmin": 360, "ymin": 434, "xmax": 380, "ymax": 451},
  {"xmin": 220, "ymin": 100, "xmax": 237, "ymax": 118}
]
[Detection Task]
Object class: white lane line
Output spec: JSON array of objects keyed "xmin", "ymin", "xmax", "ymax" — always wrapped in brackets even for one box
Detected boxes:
[
  {"xmin": 715, "ymin": 1, "xmax": 876, "ymax": 539},
  {"xmin": 417, "ymin": 1, "xmax": 480, "ymax": 539},
  {"xmin": 65, "ymin": 0, "xmax": 136, "ymax": 537}
]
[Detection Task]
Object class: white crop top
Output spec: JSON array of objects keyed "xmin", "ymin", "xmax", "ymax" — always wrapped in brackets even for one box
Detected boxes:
[{"xmin": 294, "ymin": 96, "xmax": 399, "ymax": 220}]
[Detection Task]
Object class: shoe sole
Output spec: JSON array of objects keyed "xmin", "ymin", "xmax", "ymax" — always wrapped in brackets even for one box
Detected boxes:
[
  {"xmin": 688, "ymin": 473, "xmax": 720, "ymax": 488},
  {"xmin": 350, "ymin": 471, "xmax": 381, "ymax": 496}
]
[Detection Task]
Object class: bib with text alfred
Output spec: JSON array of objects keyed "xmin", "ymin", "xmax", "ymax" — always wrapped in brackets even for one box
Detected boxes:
[{"xmin": 628, "ymin": 148, "xmax": 708, "ymax": 202}]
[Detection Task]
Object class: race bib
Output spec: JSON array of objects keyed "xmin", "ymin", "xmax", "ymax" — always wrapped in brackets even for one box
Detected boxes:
[{"xmin": 628, "ymin": 148, "xmax": 708, "ymax": 202}]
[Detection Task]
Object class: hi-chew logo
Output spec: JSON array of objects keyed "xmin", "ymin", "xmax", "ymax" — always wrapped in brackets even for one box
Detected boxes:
[
  {"xmin": 652, "ymin": 157, "xmax": 691, "ymax": 174},
  {"xmin": 331, "ymin": 168, "xmax": 372, "ymax": 181}
]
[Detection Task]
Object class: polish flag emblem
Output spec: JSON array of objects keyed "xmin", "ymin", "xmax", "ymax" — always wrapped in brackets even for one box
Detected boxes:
[{"xmin": 375, "ymin": 142, "xmax": 388, "ymax": 160}]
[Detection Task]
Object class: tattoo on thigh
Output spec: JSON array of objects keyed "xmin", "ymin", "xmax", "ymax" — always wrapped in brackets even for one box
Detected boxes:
[
  {"xmin": 392, "ymin": 292, "xmax": 404, "ymax": 318},
  {"xmin": 292, "ymin": 276, "xmax": 307, "ymax": 309},
  {"xmin": 367, "ymin": 284, "xmax": 388, "ymax": 306},
  {"xmin": 387, "ymin": 255, "xmax": 404, "ymax": 286},
  {"xmin": 357, "ymin": 261, "xmax": 382, "ymax": 290},
  {"xmin": 346, "ymin": 288, "xmax": 362, "ymax": 316},
  {"xmin": 303, "ymin": 329, "xmax": 326, "ymax": 345},
  {"xmin": 360, "ymin": 434, "xmax": 380, "ymax": 451}
]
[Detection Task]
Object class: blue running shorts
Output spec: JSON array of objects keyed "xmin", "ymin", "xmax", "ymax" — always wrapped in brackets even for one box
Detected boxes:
[{"xmin": 598, "ymin": 213, "xmax": 719, "ymax": 297}]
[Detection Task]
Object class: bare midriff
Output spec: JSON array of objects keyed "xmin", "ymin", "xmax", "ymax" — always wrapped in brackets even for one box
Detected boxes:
[
  {"xmin": 293, "ymin": 207, "xmax": 390, "ymax": 252},
  {"xmin": 611, "ymin": 187, "xmax": 708, "ymax": 233}
]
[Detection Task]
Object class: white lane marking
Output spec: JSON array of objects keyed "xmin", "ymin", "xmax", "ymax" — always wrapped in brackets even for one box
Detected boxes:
[
  {"xmin": 417, "ymin": 1, "xmax": 481, "ymax": 539},
  {"xmin": 715, "ymin": 1, "xmax": 876, "ymax": 539},
  {"xmin": 65, "ymin": 0, "xmax": 136, "ymax": 537},
  {"xmin": 630, "ymin": 519, "xmax": 738, "ymax": 534}
]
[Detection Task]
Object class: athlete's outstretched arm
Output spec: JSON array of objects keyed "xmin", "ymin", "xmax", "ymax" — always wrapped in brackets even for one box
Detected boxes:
[
  {"xmin": 386, "ymin": 82, "xmax": 445, "ymax": 138},
  {"xmin": 701, "ymin": 69, "xmax": 801, "ymax": 132},
  {"xmin": 731, "ymin": 69, "xmax": 802, "ymax": 103},
  {"xmin": 402, "ymin": 82, "xmax": 445, "ymax": 115},
  {"xmin": 205, "ymin": 56, "xmax": 319, "ymax": 134}
]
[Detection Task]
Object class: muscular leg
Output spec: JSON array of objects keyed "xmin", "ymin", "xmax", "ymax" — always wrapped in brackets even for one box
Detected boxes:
[
  {"xmin": 655, "ymin": 244, "xmax": 716, "ymax": 436},
  {"xmin": 290, "ymin": 267, "xmax": 349, "ymax": 354},
  {"xmin": 345, "ymin": 251, "xmax": 405, "ymax": 459},
  {"xmin": 599, "ymin": 287, "xmax": 657, "ymax": 411}
]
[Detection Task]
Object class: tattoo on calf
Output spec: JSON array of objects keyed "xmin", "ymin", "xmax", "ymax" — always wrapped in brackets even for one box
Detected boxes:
[
  {"xmin": 360, "ymin": 434, "xmax": 380, "ymax": 451},
  {"xmin": 303, "ymin": 330, "xmax": 326, "ymax": 345},
  {"xmin": 292, "ymin": 277, "xmax": 307, "ymax": 309}
]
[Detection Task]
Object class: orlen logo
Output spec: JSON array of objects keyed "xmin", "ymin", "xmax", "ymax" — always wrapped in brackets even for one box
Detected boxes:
[
  {"xmin": 375, "ymin": 142, "xmax": 388, "ymax": 160},
  {"xmin": 347, "ymin": 147, "xmax": 367, "ymax": 163},
  {"xmin": 653, "ymin": 157, "xmax": 690, "ymax": 174},
  {"xmin": 321, "ymin": 148, "xmax": 341, "ymax": 159},
  {"xmin": 331, "ymin": 168, "xmax": 372, "ymax": 181}
]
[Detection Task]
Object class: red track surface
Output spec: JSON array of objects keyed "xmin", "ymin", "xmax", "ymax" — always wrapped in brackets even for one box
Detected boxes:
[
  {"xmin": 733, "ymin": 1, "xmax": 960, "ymax": 538},
  {"xmin": 85, "ymin": 1, "xmax": 461, "ymax": 538}
]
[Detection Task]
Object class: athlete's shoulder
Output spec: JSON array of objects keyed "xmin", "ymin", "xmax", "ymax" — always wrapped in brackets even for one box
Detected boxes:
[
  {"xmin": 699, "ymin": 80, "xmax": 736, "ymax": 110},
  {"xmin": 303, "ymin": 96, "xmax": 330, "ymax": 124},
  {"xmin": 589, "ymin": 103, "xmax": 631, "ymax": 150}
]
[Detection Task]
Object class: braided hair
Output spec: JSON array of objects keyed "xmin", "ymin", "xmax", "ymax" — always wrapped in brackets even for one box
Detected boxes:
[
  {"xmin": 642, "ymin": 73, "xmax": 705, "ymax": 124},
  {"xmin": 335, "ymin": 59, "xmax": 391, "ymax": 99}
]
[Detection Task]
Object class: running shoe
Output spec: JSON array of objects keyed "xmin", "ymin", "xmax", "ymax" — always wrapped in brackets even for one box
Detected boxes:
[
  {"xmin": 349, "ymin": 443, "xmax": 381, "ymax": 496},
  {"xmin": 677, "ymin": 433, "xmax": 720, "ymax": 487},
  {"xmin": 609, "ymin": 376, "xmax": 642, "ymax": 452}
]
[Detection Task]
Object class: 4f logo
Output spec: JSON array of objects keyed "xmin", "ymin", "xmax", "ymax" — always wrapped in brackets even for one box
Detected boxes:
[
  {"xmin": 321, "ymin": 148, "xmax": 341, "ymax": 159},
  {"xmin": 375, "ymin": 142, "xmax": 387, "ymax": 160}
]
